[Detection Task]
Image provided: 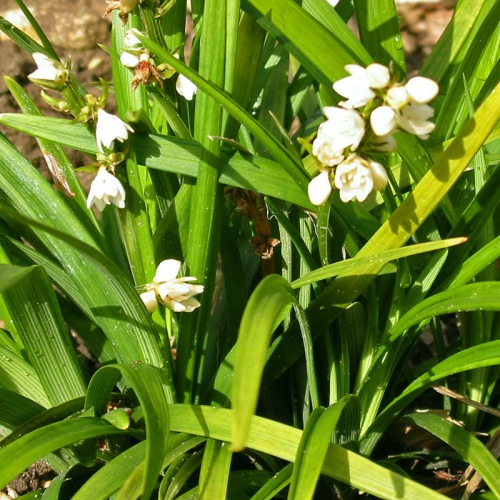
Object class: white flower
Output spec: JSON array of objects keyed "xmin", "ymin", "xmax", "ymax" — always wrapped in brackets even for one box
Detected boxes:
[
  {"xmin": 405, "ymin": 76, "xmax": 439, "ymax": 104},
  {"xmin": 140, "ymin": 260, "xmax": 204, "ymax": 313},
  {"xmin": 396, "ymin": 103, "xmax": 435, "ymax": 140},
  {"xmin": 333, "ymin": 63, "xmax": 391, "ymax": 109},
  {"xmin": 370, "ymin": 105, "xmax": 397, "ymax": 136},
  {"xmin": 308, "ymin": 170, "xmax": 332, "ymax": 206},
  {"xmin": 96, "ymin": 109, "xmax": 134, "ymax": 152},
  {"xmin": 312, "ymin": 107, "xmax": 365, "ymax": 166},
  {"xmin": 28, "ymin": 53, "xmax": 69, "ymax": 90},
  {"xmin": 86, "ymin": 167, "xmax": 126, "ymax": 211},
  {"xmin": 334, "ymin": 154, "xmax": 387, "ymax": 203},
  {"xmin": 176, "ymin": 74, "xmax": 197, "ymax": 101}
]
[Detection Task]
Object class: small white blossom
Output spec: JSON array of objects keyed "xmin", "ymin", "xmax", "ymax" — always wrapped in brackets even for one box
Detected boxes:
[
  {"xmin": 176, "ymin": 74, "xmax": 198, "ymax": 101},
  {"xmin": 29, "ymin": 53, "xmax": 69, "ymax": 90},
  {"xmin": 312, "ymin": 107, "xmax": 365, "ymax": 166},
  {"xmin": 333, "ymin": 63, "xmax": 391, "ymax": 109},
  {"xmin": 370, "ymin": 105, "xmax": 397, "ymax": 136},
  {"xmin": 86, "ymin": 167, "xmax": 126, "ymax": 211},
  {"xmin": 396, "ymin": 103, "xmax": 435, "ymax": 140},
  {"xmin": 140, "ymin": 260, "xmax": 204, "ymax": 313},
  {"xmin": 96, "ymin": 109, "xmax": 134, "ymax": 152},
  {"xmin": 334, "ymin": 154, "xmax": 387, "ymax": 203},
  {"xmin": 308, "ymin": 170, "xmax": 332, "ymax": 206}
]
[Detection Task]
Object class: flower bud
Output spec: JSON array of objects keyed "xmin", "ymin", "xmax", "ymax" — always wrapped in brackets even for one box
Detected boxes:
[
  {"xmin": 370, "ymin": 106, "xmax": 397, "ymax": 136},
  {"xmin": 308, "ymin": 170, "xmax": 332, "ymax": 206}
]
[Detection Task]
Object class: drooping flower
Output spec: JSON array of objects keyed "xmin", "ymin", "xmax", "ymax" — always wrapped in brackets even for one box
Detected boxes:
[
  {"xmin": 333, "ymin": 63, "xmax": 391, "ymax": 109},
  {"xmin": 28, "ymin": 53, "xmax": 69, "ymax": 90},
  {"xmin": 312, "ymin": 107, "xmax": 365, "ymax": 166},
  {"xmin": 95, "ymin": 109, "xmax": 134, "ymax": 152},
  {"xmin": 176, "ymin": 74, "xmax": 198, "ymax": 101},
  {"xmin": 140, "ymin": 260, "xmax": 204, "ymax": 313},
  {"xmin": 334, "ymin": 154, "xmax": 387, "ymax": 203},
  {"xmin": 86, "ymin": 167, "xmax": 126, "ymax": 211},
  {"xmin": 308, "ymin": 170, "xmax": 332, "ymax": 206}
]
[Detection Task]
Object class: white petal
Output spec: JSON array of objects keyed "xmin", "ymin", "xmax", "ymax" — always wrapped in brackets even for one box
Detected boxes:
[
  {"xmin": 140, "ymin": 290, "xmax": 158, "ymax": 313},
  {"xmin": 369, "ymin": 161, "xmax": 388, "ymax": 190},
  {"xmin": 333, "ymin": 65, "xmax": 375, "ymax": 109},
  {"xmin": 120, "ymin": 51, "xmax": 140, "ymax": 68},
  {"xmin": 386, "ymin": 86, "xmax": 409, "ymax": 110},
  {"xmin": 167, "ymin": 300, "xmax": 188, "ymax": 312},
  {"xmin": 31, "ymin": 53, "xmax": 59, "ymax": 80},
  {"xmin": 365, "ymin": 63, "xmax": 391, "ymax": 89},
  {"xmin": 176, "ymin": 74, "xmax": 197, "ymax": 100},
  {"xmin": 396, "ymin": 103, "xmax": 435, "ymax": 139},
  {"xmin": 370, "ymin": 106, "xmax": 397, "ymax": 136},
  {"xmin": 371, "ymin": 134, "xmax": 397, "ymax": 153},
  {"xmin": 308, "ymin": 170, "xmax": 332, "ymax": 206},
  {"xmin": 321, "ymin": 107, "xmax": 366, "ymax": 151},
  {"xmin": 405, "ymin": 76, "xmax": 439, "ymax": 104},
  {"xmin": 179, "ymin": 297, "xmax": 201, "ymax": 312},
  {"xmin": 154, "ymin": 259, "xmax": 182, "ymax": 283},
  {"xmin": 124, "ymin": 30, "xmax": 142, "ymax": 47}
]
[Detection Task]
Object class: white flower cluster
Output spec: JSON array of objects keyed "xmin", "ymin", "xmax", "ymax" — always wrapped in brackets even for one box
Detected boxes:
[
  {"xmin": 308, "ymin": 63, "xmax": 439, "ymax": 206},
  {"xmin": 140, "ymin": 260, "xmax": 204, "ymax": 313}
]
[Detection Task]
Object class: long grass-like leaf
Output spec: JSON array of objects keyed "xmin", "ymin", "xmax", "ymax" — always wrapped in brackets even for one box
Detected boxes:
[
  {"xmin": 231, "ymin": 275, "xmax": 295, "ymax": 451},
  {"xmin": 291, "ymin": 237, "xmax": 466, "ymax": 288},
  {"xmin": 390, "ymin": 282, "xmax": 500, "ymax": 340},
  {"xmin": 289, "ymin": 397, "xmax": 352, "ymax": 500},
  {"xmin": 0, "ymin": 114, "xmax": 312, "ymax": 209},
  {"xmin": 169, "ymin": 404, "xmax": 446, "ymax": 499},
  {"xmin": 1, "ymin": 265, "xmax": 86, "ymax": 405},
  {"xmin": 0, "ymin": 417, "xmax": 129, "ymax": 489}
]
